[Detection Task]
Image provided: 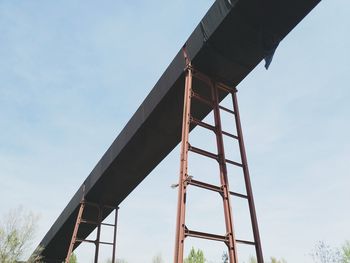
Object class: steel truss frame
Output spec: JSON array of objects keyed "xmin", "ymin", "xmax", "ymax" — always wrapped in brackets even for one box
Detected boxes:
[
  {"xmin": 65, "ymin": 196, "xmax": 119, "ymax": 263},
  {"xmin": 174, "ymin": 58, "xmax": 264, "ymax": 263}
]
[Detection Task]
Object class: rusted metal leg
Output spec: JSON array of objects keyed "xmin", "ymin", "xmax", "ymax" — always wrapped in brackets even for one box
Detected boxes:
[
  {"xmin": 211, "ymin": 84, "xmax": 238, "ymax": 263},
  {"xmin": 232, "ymin": 90, "xmax": 264, "ymax": 263},
  {"xmin": 112, "ymin": 207, "xmax": 119, "ymax": 263},
  {"xmin": 174, "ymin": 64, "xmax": 193, "ymax": 263},
  {"xmin": 65, "ymin": 202, "xmax": 85, "ymax": 263},
  {"xmin": 94, "ymin": 205, "xmax": 102, "ymax": 263}
]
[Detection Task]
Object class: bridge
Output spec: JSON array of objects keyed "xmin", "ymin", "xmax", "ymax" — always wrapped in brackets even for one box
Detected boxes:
[{"xmin": 33, "ymin": 0, "xmax": 321, "ymax": 261}]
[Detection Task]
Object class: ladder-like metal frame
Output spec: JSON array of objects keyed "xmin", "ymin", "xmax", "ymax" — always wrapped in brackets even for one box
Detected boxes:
[
  {"xmin": 65, "ymin": 199, "xmax": 119, "ymax": 263},
  {"xmin": 173, "ymin": 59, "xmax": 264, "ymax": 263}
]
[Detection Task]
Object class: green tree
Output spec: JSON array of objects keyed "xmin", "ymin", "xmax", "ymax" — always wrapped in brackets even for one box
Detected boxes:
[
  {"xmin": 342, "ymin": 241, "xmax": 350, "ymax": 263},
  {"xmin": 311, "ymin": 241, "xmax": 342, "ymax": 263},
  {"xmin": 248, "ymin": 256, "xmax": 257, "ymax": 263},
  {"xmin": 0, "ymin": 207, "xmax": 39, "ymax": 263},
  {"xmin": 116, "ymin": 260, "xmax": 128, "ymax": 263},
  {"xmin": 184, "ymin": 247, "xmax": 205, "ymax": 263},
  {"xmin": 222, "ymin": 251, "xmax": 228, "ymax": 263},
  {"xmin": 106, "ymin": 259, "xmax": 127, "ymax": 263},
  {"xmin": 270, "ymin": 257, "xmax": 287, "ymax": 263},
  {"xmin": 27, "ymin": 246, "xmax": 44, "ymax": 263},
  {"xmin": 69, "ymin": 253, "xmax": 78, "ymax": 263}
]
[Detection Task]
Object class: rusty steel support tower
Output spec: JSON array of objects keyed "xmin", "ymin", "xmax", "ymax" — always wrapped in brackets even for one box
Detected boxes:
[
  {"xmin": 65, "ymin": 194, "xmax": 119, "ymax": 263},
  {"xmin": 174, "ymin": 51, "xmax": 264, "ymax": 263}
]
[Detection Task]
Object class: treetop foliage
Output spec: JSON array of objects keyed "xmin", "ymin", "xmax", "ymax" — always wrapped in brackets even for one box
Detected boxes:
[
  {"xmin": 184, "ymin": 247, "xmax": 206, "ymax": 263},
  {"xmin": 0, "ymin": 207, "xmax": 39, "ymax": 263}
]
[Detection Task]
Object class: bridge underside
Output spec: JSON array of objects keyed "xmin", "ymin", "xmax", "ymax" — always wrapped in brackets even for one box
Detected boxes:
[{"xmin": 35, "ymin": 0, "xmax": 320, "ymax": 261}]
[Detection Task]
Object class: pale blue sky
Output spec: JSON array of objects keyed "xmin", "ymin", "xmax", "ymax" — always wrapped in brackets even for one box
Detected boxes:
[{"xmin": 0, "ymin": 0, "xmax": 349, "ymax": 262}]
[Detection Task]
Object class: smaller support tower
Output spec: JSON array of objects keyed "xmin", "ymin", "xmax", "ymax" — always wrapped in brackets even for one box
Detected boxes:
[{"xmin": 65, "ymin": 190, "xmax": 119, "ymax": 263}]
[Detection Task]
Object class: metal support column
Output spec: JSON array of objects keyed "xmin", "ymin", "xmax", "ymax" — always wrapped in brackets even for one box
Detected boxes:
[
  {"xmin": 174, "ymin": 55, "xmax": 193, "ymax": 263},
  {"xmin": 94, "ymin": 206, "xmax": 102, "ymax": 263},
  {"xmin": 173, "ymin": 63, "xmax": 264, "ymax": 263},
  {"xmin": 65, "ymin": 202, "xmax": 85, "ymax": 263},
  {"xmin": 112, "ymin": 207, "xmax": 119, "ymax": 263},
  {"xmin": 232, "ymin": 91, "xmax": 264, "ymax": 263},
  {"xmin": 211, "ymin": 83, "xmax": 238, "ymax": 262}
]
